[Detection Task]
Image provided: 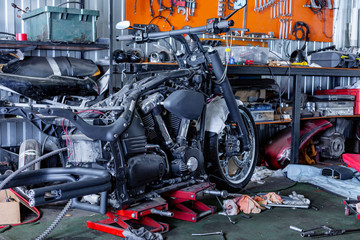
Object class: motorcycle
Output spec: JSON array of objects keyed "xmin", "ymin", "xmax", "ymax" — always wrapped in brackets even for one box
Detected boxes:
[{"xmin": 0, "ymin": 0, "xmax": 257, "ymax": 217}]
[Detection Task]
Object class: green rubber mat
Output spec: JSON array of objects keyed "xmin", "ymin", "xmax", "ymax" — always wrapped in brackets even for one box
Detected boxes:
[{"xmin": 1, "ymin": 184, "xmax": 358, "ymax": 240}]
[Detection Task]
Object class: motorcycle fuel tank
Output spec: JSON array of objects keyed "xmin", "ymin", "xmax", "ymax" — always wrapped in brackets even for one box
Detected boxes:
[{"xmin": 163, "ymin": 90, "xmax": 205, "ymax": 120}]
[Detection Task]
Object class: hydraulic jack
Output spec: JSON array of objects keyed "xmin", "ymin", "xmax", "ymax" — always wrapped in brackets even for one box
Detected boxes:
[
  {"xmin": 87, "ymin": 197, "xmax": 171, "ymax": 238},
  {"xmin": 87, "ymin": 182, "xmax": 217, "ymax": 237},
  {"xmin": 164, "ymin": 182, "xmax": 217, "ymax": 222}
]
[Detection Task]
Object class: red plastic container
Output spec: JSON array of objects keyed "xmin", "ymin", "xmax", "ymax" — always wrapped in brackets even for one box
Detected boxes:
[
  {"xmin": 316, "ymin": 89, "xmax": 360, "ymax": 114},
  {"xmin": 16, "ymin": 33, "xmax": 27, "ymax": 41}
]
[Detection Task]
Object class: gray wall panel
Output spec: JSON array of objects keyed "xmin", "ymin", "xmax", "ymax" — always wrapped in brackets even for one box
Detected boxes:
[{"xmin": 0, "ymin": 0, "xmax": 116, "ymax": 62}]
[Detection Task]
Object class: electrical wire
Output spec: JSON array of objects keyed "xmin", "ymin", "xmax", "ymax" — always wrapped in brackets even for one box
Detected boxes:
[
  {"xmin": 322, "ymin": 9, "xmax": 333, "ymax": 39},
  {"xmin": 0, "ymin": 32, "xmax": 16, "ymax": 37},
  {"xmin": 213, "ymin": 32, "xmax": 233, "ymax": 84},
  {"xmin": 268, "ymin": 50, "xmax": 293, "ymax": 119},
  {"xmin": 62, "ymin": 118, "xmax": 73, "ymax": 160},
  {"xmin": 62, "ymin": 110, "xmax": 105, "ymax": 160},
  {"xmin": 0, "ymin": 147, "xmax": 72, "ymax": 239},
  {"xmin": 148, "ymin": 15, "xmax": 174, "ymax": 30},
  {"xmin": 307, "ymin": 0, "xmax": 327, "ymax": 14},
  {"xmin": 0, "ymin": 147, "xmax": 67, "ymax": 191}
]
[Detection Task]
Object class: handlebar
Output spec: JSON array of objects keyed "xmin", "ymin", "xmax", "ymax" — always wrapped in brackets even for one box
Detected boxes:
[{"xmin": 116, "ymin": 19, "xmax": 234, "ymax": 42}]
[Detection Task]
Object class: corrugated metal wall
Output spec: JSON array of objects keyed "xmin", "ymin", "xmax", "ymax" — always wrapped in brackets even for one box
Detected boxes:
[
  {"xmin": 0, "ymin": 0, "xmax": 126, "ymax": 62},
  {"xmin": 0, "ymin": 0, "xmax": 357, "ymax": 148},
  {"xmin": 0, "ymin": 0, "xmax": 355, "ymax": 95}
]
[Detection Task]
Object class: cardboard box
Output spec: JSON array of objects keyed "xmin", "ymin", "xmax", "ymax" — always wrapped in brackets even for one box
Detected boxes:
[{"xmin": 0, "ymin": 190, "xmax": 21, "ymax": 225}]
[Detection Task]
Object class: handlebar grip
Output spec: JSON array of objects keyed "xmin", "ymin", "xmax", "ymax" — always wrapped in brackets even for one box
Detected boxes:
[
  {"xmin": 217, "ymin": 20, "xmax": 234, "ymax": 29},
  {"xmin": 116, "ymin": 35, "xmax": 135, "ymax": 41}
]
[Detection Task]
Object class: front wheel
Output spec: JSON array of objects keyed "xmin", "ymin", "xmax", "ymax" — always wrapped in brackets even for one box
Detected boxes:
[{"xmin": 205, "ymin": 105, "xmax": 258, "ymax": 191}]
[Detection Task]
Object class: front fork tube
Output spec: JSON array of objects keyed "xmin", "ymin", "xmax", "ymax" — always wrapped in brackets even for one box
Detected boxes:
[{"xmin": 208, "ymin": 49, "xmax": 250, "ymax": 151}]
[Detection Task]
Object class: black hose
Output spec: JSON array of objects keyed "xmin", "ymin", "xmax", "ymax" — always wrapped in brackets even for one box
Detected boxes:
[
  {"xmin": 0, "ymin": 32, "xmax": 16, "ymax": 37},
  {"xmin": 0, "ymin": 147, "xmax": 67, "ymax": 191}
]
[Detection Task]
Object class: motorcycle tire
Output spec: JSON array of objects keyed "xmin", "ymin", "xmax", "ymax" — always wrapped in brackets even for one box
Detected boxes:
[{"xmin": 205, "ymin": 105, "xmax": 258, "ymax": 191}]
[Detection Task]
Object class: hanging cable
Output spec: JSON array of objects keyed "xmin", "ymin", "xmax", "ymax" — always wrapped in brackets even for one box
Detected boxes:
[{"xmin": 0, "ymin": 148, "xmax": 67, "ymax": 191}]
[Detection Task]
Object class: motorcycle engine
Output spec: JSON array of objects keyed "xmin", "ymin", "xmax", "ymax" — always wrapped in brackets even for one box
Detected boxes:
[{"xmin": 140, "ymin": 91, "xmax": 205, "ymax": 178}]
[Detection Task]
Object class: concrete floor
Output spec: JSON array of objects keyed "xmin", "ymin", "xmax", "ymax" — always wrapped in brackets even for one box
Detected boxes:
[{"xmin": 1, "ymin": 183, "xmax": 359, "ymax": 240}]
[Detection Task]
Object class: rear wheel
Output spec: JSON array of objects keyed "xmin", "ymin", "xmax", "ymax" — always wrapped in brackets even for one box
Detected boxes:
[{"xmin": 205, "ymin": 105, "xmax": 258, "ymax": 191}]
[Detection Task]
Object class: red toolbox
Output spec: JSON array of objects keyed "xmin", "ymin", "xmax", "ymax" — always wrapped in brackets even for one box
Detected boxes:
[{"xmin": 316, "ymin": 89, "xmax": 360, "ymax": 114}]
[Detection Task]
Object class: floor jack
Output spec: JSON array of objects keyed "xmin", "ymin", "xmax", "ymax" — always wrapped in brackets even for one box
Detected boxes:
[
  {"xmin": 343, "ymin": 196, "xmax": 360, "ymax": 220},
  {"xmin": 87, "ymin": 182, "xmax": 217, "ymax": 237}
]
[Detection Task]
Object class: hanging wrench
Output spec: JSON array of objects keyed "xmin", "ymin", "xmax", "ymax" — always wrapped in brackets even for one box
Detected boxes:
[
  {"xmin": 259, "ymin": 0, "xmax": 263, "ymax": 11},
  {"xmin": 282, "ymin": 0, "xmax": 286, "ymax": 16},
  {"xmin": 255, "ymin": 0, "xmax": 258, "ymax": 12},
  {"xmin": 185, "ymin": 5, "xmax": 189, "ymax": 21},
  {"xmin": 285, "ymin": 19, "xmax": 289, "ymax": 39},
  {"xmin": 279, "ymin": 19, "xmax": 283, "ymax": 39},
  {"xmin": 271, "ymin": 5, "xmax": 273, "ymax": 19},
  {"xmin": 289, "ymin": 0, "xmax": 292, "ymax": 16},
  {"xmin": 289, "ymin": 19, "xmax": 292, "ymax": 35},
  {"xmin": 177, "ymin": 6, "xmax": 186, "ymax": 15}
]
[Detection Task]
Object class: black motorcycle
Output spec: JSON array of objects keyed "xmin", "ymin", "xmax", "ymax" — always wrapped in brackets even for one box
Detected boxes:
[{"xmin": 0, "ymin": 1, "xmax": 257, "ymax": 215}]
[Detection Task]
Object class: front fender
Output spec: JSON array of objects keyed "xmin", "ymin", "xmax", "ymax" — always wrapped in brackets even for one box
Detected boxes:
[{"xmin": 264, "ymin": 119, "xmax": 332, "ymax": 169}]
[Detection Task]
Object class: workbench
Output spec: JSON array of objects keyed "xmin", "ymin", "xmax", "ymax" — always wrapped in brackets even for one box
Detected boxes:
[{"xmin": 116, "ymin": 63, "xmax": 360, "ymax": 164}]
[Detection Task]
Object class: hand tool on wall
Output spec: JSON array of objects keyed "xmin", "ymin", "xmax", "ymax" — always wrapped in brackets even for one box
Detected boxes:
[
  {"xmin": 178, "ymin": 6, "xmax": 186, "ymax": 15},
  {"xmin": 282, "ymin": 0, "xmax": 286, "ymax": 16},
  {"xmin": 288, "ymin": 0, "xmax": 292, "ymax": 16},
  {"xmin": 189, "ymin": 0, "xmax": 196, "ymax": 16},
  {"xmin": 218, "ymin": 0, "xmax": 225, "ymax": 18},
  {"xmin": 259, "ymin": 0, "xmax": 263, "ymax": 11},
  {"xmin": 149, "ymin": 0, "xmax": 155, "ymax": 17},
  {"xmin": 174, "ymin": 0, "xmax": 186, "ymax": 16},
  {"xmin": 279, "ymin": 18, "xmax": 283, "ymax": 39}
]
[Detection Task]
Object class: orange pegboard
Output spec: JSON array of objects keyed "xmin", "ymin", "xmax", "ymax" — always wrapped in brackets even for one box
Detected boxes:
[{"xmin": 125, "ymin": 0, "xmax": 333, "ymax": 42}]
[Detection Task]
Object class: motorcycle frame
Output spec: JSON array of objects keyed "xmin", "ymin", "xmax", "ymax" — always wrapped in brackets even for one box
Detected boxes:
[{"xmin": 0, "ymin": 18, "xmax": 252, "ymax": 211}]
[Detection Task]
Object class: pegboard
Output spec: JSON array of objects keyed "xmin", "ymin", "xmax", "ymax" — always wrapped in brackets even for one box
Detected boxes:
[{"xmin": 125, "ymin": 0, "xmax": 333, "ymax": 42}]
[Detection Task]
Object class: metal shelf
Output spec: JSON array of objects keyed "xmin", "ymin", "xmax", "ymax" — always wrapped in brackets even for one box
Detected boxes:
[
  {"xmin": 255, "ymin": 115, "xmax": 360, "ymax": 125},
  {"xmin": 119, "ymin": 63, "xmax": 360, "ymax": 164},
  {"xmin": 0, "ymin": 40, "xmax": 108, "ymax": 51}
]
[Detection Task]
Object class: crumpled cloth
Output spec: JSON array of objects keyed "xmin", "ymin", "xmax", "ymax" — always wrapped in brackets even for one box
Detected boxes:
[
  {"xmin": 223, "ymin": 198, "xmax": 240, "ymax": 215},
  {"xmin": 263, "ymin": 192, "xmax": 283, "ymax": 204},
  {"xmin": 123, "ymin": 227, "xmax": 163, "ymax": 240},
  {"xmin": 222, "ymin": 193, "xmax": 283, "ymax": 215},
  {"xmin": 356, "ymin": 203, "xmax": 360, "ymax": 214},
  {"xmin": 283, "ymin": 191, "xmax": 310, "ymax": 205},
  {"xmin": 234, "ymin": 195, "xmax": 264, "ymax": 214},
  {"xmin": 250, "ymin": 166, "xmax": 283, "ymax": 184}
]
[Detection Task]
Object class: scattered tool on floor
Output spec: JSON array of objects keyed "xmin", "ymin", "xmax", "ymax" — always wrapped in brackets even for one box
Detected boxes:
[
  {"xmin": 343, "ymin": 196, "xmax": 360, "ymax": 220},
  {"xmin": 290, "ymin": 225, "xmax": 360, "ymax": 238},
  {"xmin": 192, "ymin": 230, "xmax": 226, "ymax": 240}
]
